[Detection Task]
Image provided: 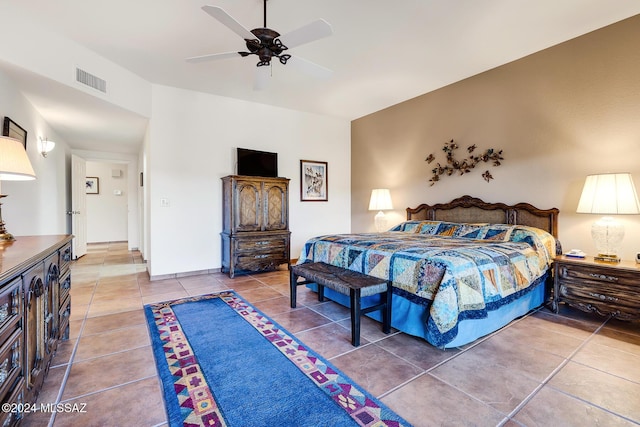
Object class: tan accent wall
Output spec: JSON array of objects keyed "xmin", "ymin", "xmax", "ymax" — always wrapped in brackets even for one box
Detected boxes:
[{"xmin": 352, "ymin": 14, "xmax": 640, "ymax": 260}]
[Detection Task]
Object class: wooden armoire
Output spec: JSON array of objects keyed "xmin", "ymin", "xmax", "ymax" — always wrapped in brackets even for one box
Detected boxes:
[{"xmin": 221, "ymin": 175, "xmax": 290, "ymax": 278}]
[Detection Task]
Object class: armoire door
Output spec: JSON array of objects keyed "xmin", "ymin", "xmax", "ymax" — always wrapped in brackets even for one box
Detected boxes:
[
  {"xmin": 262, "ymin": 181, "xmax": 288, "ymax": 231},
  {"xmin": 234, "ymin": 180, "xmax": 262, "ymax": 232}
]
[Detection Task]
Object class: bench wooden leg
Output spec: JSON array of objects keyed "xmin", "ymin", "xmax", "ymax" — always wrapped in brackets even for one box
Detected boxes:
[
  {"xmin": 317, "ymin": 284, "xmax": 325, "ymax": 302},
  {"xmin": 382, "ymin": 282, "xmax": 392, "ymax": 334},
  {"xmin": 289, "ymin": 269, "xmax": 298, "ymax": 308},
  {"xmin": 349, "ymin": 288, "xmax": 362, "ymax": 346}
]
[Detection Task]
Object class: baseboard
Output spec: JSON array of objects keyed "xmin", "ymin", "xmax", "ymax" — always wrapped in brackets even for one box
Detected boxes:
[
  {"xmin": 146, "ymin": 259, "xmax": 297, "ymax": 282},
  {"xmin": 147, "ymin": 267, "xmax": 222, "ymax": 282}
]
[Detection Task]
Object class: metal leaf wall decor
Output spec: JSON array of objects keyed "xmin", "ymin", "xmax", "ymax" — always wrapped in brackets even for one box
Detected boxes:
[{"xmin": 426, "ymin": 139, "xmax": 504, "ymax": 186}]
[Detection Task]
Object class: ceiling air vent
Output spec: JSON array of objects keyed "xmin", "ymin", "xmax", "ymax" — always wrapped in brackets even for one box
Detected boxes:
[{"xmin": 75, "ymin": 67, "xmax": 107, "ymax": 93}]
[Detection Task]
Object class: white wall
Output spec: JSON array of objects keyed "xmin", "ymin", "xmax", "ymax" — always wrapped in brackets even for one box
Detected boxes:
[
  {"xmin": 147, "ymin": 84, "xmax": 351, "ymax": 277},
  {"xmin": 351, "ymin": 16, "xmax": 640, "ymax": 261},
  {"xmin": 85, "ymin": 161, "xmax": 128, "ymax": 243},
  {"xmin": 0, "ymin": 70, "xmax": 70, "ymax": 237}
]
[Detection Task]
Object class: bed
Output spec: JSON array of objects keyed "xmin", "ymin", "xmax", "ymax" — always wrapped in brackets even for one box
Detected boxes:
[{"xmin": 297, "ymin": 195, "xmax": 560, "ymax": 348}]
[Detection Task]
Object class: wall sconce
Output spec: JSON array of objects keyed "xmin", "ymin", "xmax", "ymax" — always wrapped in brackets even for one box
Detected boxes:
[
  {"xmin": 576, "ymin": 172, "xmax": 640, "ymax": 262},
  {"xmin": 37, "ymin": 136, "xmax": 56, "ymax": 157},
  {"xmin": 368, "ymin": 188, "xmax": 393, "ymax": 232},
  {"xmin": 0, "ymin": 136, "xmax": 36, "ymax": 240}
]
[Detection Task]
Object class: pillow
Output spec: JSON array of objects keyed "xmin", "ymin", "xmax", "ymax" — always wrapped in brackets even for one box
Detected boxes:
[{"xmin": 391, "ymin": 221, "xmax": 488, "ymax": 237}]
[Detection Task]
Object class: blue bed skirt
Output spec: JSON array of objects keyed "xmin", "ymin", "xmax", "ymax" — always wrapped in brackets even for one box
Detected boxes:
[{"xmin": 305, "ymin": 275, "xmax": 547, "ymax": 349}]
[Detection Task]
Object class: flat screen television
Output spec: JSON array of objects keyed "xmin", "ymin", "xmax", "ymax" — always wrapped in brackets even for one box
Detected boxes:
[{"xmin": 236, "ymin": 148, "xmax": 278, "ymax": 178}]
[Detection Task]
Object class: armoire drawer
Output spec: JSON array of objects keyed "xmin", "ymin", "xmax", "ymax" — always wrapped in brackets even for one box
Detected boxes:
[{"xmin": 234, "ymin": 236, "xmax": 289, "ymax": 252}]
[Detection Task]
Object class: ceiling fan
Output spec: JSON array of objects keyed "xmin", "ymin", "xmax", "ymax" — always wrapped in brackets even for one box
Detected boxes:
[{"xmin": 186, "ymin": 1, "xmax": 333, "ymax": 88}]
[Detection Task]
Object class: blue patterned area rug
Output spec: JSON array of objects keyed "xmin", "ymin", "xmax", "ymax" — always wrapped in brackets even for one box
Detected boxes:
[{"xmin": 144, "ymin": 291, "xmax": 411, "ymax": 427}]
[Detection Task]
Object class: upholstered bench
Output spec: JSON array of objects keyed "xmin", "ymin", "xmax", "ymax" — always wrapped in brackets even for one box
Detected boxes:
[{"xmin": 290, "ymin": 262, "xmax": 392, "ymax": 346}]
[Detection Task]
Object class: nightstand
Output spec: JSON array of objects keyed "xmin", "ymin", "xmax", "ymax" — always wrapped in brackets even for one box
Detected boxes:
[{"xmin": 553, "ymin": 255, "xmax": 640, "ymax": 320}]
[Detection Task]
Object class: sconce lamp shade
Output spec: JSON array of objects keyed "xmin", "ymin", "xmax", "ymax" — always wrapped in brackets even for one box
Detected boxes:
[
  {"xmin": 576, "ymin": 173, "xmax": 640, "ymax": 262},
  {"xmin": 0, "ymin": 136, "xmax": 36, "ymax": 180},
  {"xmin": 37, "ymin": 137, "xmax": 56, "ymax": 158},
  {"xmin": 369, "ymin": 189, "xmax": 393, "ymax": 232},
  {"xmin": 576, "ymin": 173, "xmax": 640, "ymax": 214},
  {"xmin": 368, "ymin": 189, "xmax": 393, "ymax": 211}
]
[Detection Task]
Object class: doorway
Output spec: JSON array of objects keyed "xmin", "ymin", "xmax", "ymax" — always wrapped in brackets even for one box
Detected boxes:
[{"xmin": 71, "ymin": 153, "xmax": 141, "ymax": 259}]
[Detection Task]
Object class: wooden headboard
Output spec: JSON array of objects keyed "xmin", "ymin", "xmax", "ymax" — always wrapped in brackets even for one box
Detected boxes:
[{"xmin": 406, "ymin": 195, "xmax": 559, "ymax": 238}]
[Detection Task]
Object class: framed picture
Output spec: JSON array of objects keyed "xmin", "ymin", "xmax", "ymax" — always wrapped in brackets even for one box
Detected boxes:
[
  {"xmin": 2, "ymin": 117, "xmax": 27, "ymax": 148},
  {"xmin": 86, "ymin": 177, "xmax": 99, "ymax": 194},
  {"xmin": 300, "ymin": 160, "xmax": 328, "ymax": 201}
]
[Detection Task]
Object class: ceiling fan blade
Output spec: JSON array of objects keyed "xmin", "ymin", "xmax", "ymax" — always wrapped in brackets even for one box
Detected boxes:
[
  {"xmin": 253, "ymin": 66, "xmax": 271, "ymax": 91},
  {"xmin": 287, "ymin": 55, "xmax": 333, "ymax": 80},
  {"xmin": 186, "ymin": 52, "xmax": 241, "ymax": 63},
  {"xmin": 278, "ymin": 19, "xmax": 333, "ymax": 49},
  {"xmin": 202, "ymin": 5, "xmax": 256, "ymax": 41}
]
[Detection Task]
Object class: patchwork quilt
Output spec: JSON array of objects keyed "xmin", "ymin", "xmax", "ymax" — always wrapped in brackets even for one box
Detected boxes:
[{"xmin": 298, "ymin": 221, "xmax": 556, "ymax": 346}]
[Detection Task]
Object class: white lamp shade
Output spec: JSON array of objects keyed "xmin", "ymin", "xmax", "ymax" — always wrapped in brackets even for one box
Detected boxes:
[
  {"xmin": 576, "ymin": 173, "xmax": 640, "ymax": 215},
  {"xmin": 0, "ymin": 136, "xmax": 36, "ymax": 181},
  {"xmin": 368, "ymin": 189, "xmax": 393, "ymax": 211}
]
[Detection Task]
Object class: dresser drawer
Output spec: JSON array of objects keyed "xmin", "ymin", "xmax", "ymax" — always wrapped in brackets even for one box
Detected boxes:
[
  {"xmin": 59, "ymin": 270, "xmax": 71, "ymax": 306},
  {"xmin": 0, "ymin": 279, "xmax": 22, "ymax": 344},
  {"xmin": 0, "ymin": 377, "xmax": 24, "ymax": 427},
  {"xmin": 235, "ymin": 236, "xmax": 288, "ymax": 252},
  {"xmin": 58, "ymin": 296, "xmax": 71, "ymax": 340},
  {"xmin": 59, "ymin": 243, "xmax": 72, "ymax": 272},
  {"xmin": 0, "ymin": 330, "xmax": 23, "ymax": 405}
]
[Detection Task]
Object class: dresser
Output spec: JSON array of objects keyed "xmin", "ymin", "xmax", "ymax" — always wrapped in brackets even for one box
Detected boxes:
[
  {"xmin": 0, "ymin": 235, "xmax": 72, "ymax": 426},
  {"xmin": 553, "ymin": 255, "xmax": 640, "ymax": 320},
  {"xmin": 221, "ymin": 175, "xmax": 291, "ymax": 278}
]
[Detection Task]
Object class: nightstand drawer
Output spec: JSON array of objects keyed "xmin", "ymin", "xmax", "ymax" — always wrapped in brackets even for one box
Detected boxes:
[
  {"xmin": 557, "ymin": 264, "xmax": 637, "ymax": 286},
  {"xmin": 558, "ymin": 278, "xmax": 640, "ymax": 308}
]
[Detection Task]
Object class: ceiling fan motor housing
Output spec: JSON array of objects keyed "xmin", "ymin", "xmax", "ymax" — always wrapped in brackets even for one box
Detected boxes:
[{"xmin": 246, "ymin": 28, "xmax": 291, "ymax": 66}]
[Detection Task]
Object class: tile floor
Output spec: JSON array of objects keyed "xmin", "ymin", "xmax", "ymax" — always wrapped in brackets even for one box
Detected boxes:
[{"xmin": 23, "ymin": 242, "xmax": 640, "ymax": 427}]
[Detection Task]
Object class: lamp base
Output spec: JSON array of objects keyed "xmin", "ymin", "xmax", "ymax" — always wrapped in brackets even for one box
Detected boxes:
[
  {"xmin": 374, "ymin": 211, "xmax": 388, "ymax": 232},
  {"xmin": 591, "ymin": 216, "xmax": 623, "ymax": 262},
  {"xmin": 0, "ymin": 232, "xmax": 14, "ymax": 241},
  {"xmin": 0, "ymin": 196, "xmax": 13, "ymax": 241},
  {"xmin": 594, "ymin": 254, "xmax": 621, "ymax": 263}
]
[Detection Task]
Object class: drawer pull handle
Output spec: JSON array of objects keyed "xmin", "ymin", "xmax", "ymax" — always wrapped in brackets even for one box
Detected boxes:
[
  {"xmin": 255, "ymin": 254, "xmax": 269, "ymax": 259},
  {"xmin": 589, "ymin": 273, "xmax": 618, "ymax": 282},
  {"xmin": 256, "ymin": 241, "xmax": 270, "ymax": 246},
  {"xmin": 0, "ymin": 359, "xmax": 7, "ymax": 386},
  {"xmin": 0, "ymin": 304, "xmax": 8, "ymax": 324},
  {"xmin": 589, "ymin": 292, "xmax": 618, "ymax": 302}
]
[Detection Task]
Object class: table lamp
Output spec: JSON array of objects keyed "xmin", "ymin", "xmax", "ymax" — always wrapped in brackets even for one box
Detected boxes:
[
  {"xmin": 576, "ymin": 173, "xmax": 640, "ymax": 262},
  {"xmin": 0, "ymin": 136, "xmax": 36, "ymax": 240}
]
